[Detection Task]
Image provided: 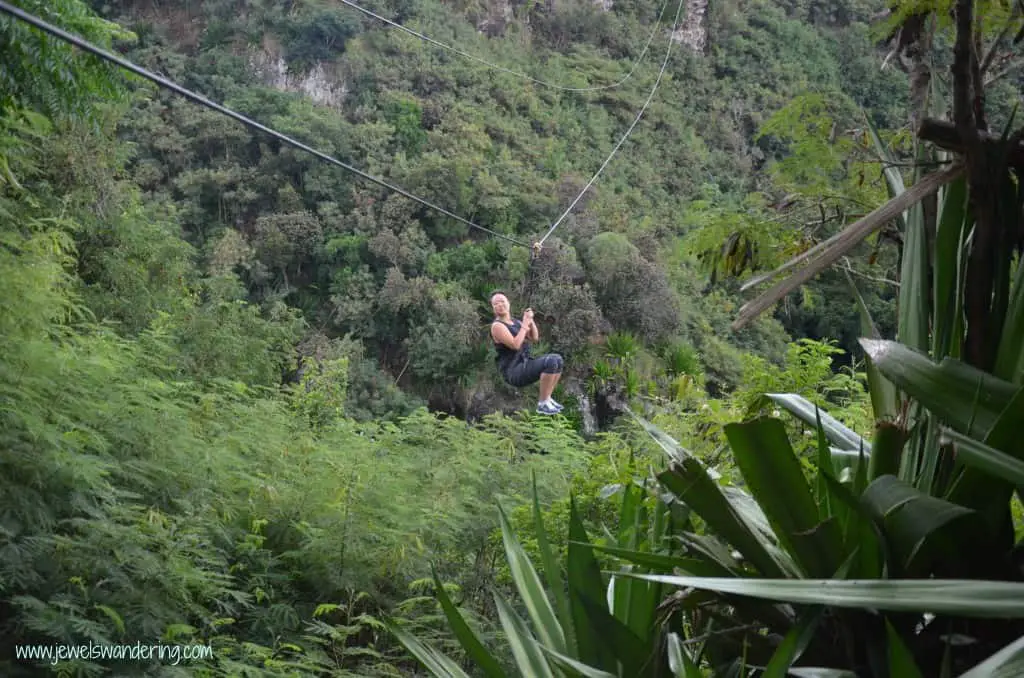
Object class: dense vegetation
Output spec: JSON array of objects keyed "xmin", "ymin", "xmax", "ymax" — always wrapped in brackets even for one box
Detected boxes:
[
  {"xmin": 84, "ymin": 0, "xmax": 923, "ymax": 409},
  {"xmin": 1, "ymin": 0, "xmax": 1022, "ymax": 674}
]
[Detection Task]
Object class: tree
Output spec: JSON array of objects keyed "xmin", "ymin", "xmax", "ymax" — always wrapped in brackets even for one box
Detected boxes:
[{"xmin": 0, "ymin": 0, "xmax": 134, "ymax": 123}]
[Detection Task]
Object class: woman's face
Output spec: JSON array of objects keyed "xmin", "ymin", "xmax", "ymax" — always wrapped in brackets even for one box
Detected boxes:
[{"xmin": 491, "ymin": 293, "xmax": 510, "ymax": 316}]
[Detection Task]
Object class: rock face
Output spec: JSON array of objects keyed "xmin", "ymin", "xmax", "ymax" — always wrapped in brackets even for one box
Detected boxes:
[
  {"xmin": 248, "ymin": 47, "xmax": 348, "ymax": 108},
  {"xmin": 671, "ymin": 0, "xmax": 709, "ymax": 54},
  {"xmin": 476, "ymin": 0, "xmax": 614, "ymax": 35},
  {"xmin": 476, "ymin": 0, "xmax": 516, "ymax": 37},
  {"xmin": 463, "ymin": 380, "xmax": 530, "ymax": 421}
]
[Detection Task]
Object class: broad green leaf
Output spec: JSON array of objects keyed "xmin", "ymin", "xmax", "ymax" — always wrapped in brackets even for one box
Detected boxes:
[
  {"xmin": 762, "ymin": 608, "xmax": 822, "ymax": 678},
  {"xmin": 676, "ymin": 532, "xmax": 743, "ymax": 573},
  {"xmin": 636, "ymin": 415, "xmax": 796, "ymax": 570},
  {"xmin": 568, "ymin": 495, "xmax": 618, "ymax": 672},
  {"xmin": 575, "ymin": 591, "xmax": 654, "ymax": 674},
  {"xmin": 860, "ymin": 475, "xmax": 983, "ymax": 575},
  {"xmin": 657, "ymin": 458, "xmax": 792, "ymax": 578},
  {"xmin": 957, "ymin": 634, "xmax": 1024, "ymax": 678},
  {"xmin": 579, "ymin": 542, "xmax": 734, "ymax": 577},
  {"xmin": 725, "ymin": 418, "xmax": 842, "ymax": 578},
  {"xmin": 651, "ymin": 491, "xmax": 669, "ymax": 547},
  {"xmin": 814, "ymin": 409, "xmax": 834, "ymax": 520},
  {"xmin": 612, "ymin": 534, "xmax": 797, "ymax": 632},
  {"xmin": 724, "ymin": 485, "xmax": 786, "ymax": 545},
  {"xmin": 787, "ymin": 670, "xmax": 858, "ymax": 678},
  {"xmin": 493, "ymin": 592, "xmax": 556, "ymax": 678},
  {"xmin": 867, "ymin": 422, "xmax": 905, "ymax": 482},
  {"xmin": 430, "ymin": 565, "xmax": 508, "ymax": 678},
  {"xmin": 765, "ymin": 393, "xmax": 870, "ymax": 452},
  {"xmin": 631, "ymin": 412, "xmax": 697, "ymax": 465},
  {"xmin": 986, "ymin": 168, "xmax": 1019, "ymax": 375},
  {"xmin": 666, "ymin": 632, "xmax": 703, "ymax": 678},
  {"xmin": 384, "ymin": 619, "xmax": 474, "ymax": 678},
  {"xmin": 608, "ymin": 568, "xmax": 662, "ymax": 645},
  {"xmin": 828, "ymin": 448, "xmax": 863, "ymax": 478},
  {"xmin": 498, "ymin": 502, "xmax": 566, "ymax": 654},
  {"xmin": 932, "ymin": 174, "xmax": 970, "ymax": 361},
  {"xmin": 821, "ymin": 474, "xmax": 885, "ymax": 578},
  {"xmin": 618, "ymin": 481, "xmax": 643, "ymax": 549},
  {"xmin": 859, "ymin": 340, "xmax": 1019, "ymax": 437},
  {"xmin": 916, "ymin": 416, "xmax": 945, "ymax": 495},
  {"xmin": 993, "ymin": 170, "xmax": 1024, "ymax": 382},
  {"xmin": 941, "ymin": 428, "xmax": 1024, "ymax": 487},
  {"xmin": 611, "ymin": 483, "xmax": 657, "ymax": 639},
  {"xmin": 629, "ymin": 575, "xmax": 662, "ymax": 645},
  {"xmin": 885, "ymin": 619, "xmax": 923, "ymax": 678},
  {"xmin": 539, "ymin": 646, "xmax": 617, "ymax": 678},
  {"xmin": 854, "ymin": 444, "xmax": 870, "ymax": 497},
  {"xmin": 621, "ymin": 575, "xmax": 1024, "ymax": 617},
  {"xmin": 948, "ymin": 385, "xmax": 1024, "ymax": 525},
  {"xmin": 845, "ymin": 269, "xmax": 897, "ymax": 420},
  {"xmin": 865, "ymin": 111, "xmax": 906, "ymax": 207},
  {"xmin": 532, "ymin": 471, "xmax": 576, "ymax": 656},
  {"xmin": 896, "ymin": 161, "xmax": 930, "ymax": 353}
]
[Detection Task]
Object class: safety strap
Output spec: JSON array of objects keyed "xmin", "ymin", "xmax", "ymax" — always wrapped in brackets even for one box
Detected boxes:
[{"xmin": 518, "ymin": 241, "xmax": 543, "ymax": 304}]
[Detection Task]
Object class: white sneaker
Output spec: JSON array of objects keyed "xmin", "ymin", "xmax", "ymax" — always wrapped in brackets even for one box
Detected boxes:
[
  {"xmin": 547, "ymin": 398, "xmax": 564, "ymax": 411},
  {"xmin": 536, "ymin": 401, "xmax": 560, "ymax": 415}
]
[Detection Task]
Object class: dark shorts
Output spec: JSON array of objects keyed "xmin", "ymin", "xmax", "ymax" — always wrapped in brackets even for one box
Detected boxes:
[{"xmin": 500, "ymin": 353, "xmax": 564, "ymax": 388}]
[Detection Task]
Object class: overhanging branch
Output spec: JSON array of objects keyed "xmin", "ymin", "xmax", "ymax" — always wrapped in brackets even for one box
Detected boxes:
[
  {"xmin": 917, "ymin": 118, "xmax": 1024, "ymax": 168},
  {"xmin": 731, "ymin": 163, "xmax": 965, "ymax": 331}
]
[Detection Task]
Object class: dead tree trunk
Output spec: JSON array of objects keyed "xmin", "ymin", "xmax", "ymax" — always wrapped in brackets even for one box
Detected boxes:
[{"xmin": 952, "ymin": 0, "xmax": 1003, "ymax": 372}]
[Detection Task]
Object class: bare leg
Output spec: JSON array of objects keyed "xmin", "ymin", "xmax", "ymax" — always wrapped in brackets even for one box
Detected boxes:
[{"xmin": 539, "ymin": 372, "xmax": 561, "ymax": 401}]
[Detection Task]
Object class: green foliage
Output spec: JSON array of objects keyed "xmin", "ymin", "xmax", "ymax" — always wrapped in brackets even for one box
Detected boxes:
[
  {"xmin": 400, "ymin": 394, "xmax": 1024, "ymax": 676},
  {"xmin": 84, "ymin": 0, "xmax": 914, "ymax": 414},
  {"xmin": 0, "ymin": 231, "xmax": 591, "ymax": 675},
  {"xmin": 735, "ymin": 338, "xmax": 869, "ymax": 417},
  {"xmin": 281, "ymin": 3, "xmax": 361, "ymax": 69},
  {"xmin": 389, "ymin": 469, "xmax": 689, "ymax": 678},
  {"xmin": 289, "ymin": 356, "xmax": 349, "ymax": 433},
  {"xmin": 384, "ymin": 96, "xmax": 428, "ymax": 156},
  {"xmin": 757, "ymin": 93, "xmax": 858, "ymax": 196},
  {"xmin": 0, "ymin": 0, "xmax": 135, "ymax": 123},
  {"xmin": 0, "ymin": 95, "xmax": 597, "ymax": 676},
  {"xmin": 11, "ymin": 0, "xmax": 1024, "ymax": 674},
  {"xmin": 663, "ymin": 341, "xmax": 701, "ymax": 378}
]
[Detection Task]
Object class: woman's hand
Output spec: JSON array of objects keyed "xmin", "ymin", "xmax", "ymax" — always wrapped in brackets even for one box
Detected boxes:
[{"xmin": 523, "ymin": 308, "xmax": 539, "ymax": 340}]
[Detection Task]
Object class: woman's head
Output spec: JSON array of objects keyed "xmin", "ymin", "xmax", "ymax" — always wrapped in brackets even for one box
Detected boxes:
[{"xmin": 490, "ymin": 291, "xmax": 510, "ymax": 317}]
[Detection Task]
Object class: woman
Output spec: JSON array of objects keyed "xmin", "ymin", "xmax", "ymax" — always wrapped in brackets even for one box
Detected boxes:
[{"xmin": 489, "ymin": 291, "xmax": 564, "ymax": 415}]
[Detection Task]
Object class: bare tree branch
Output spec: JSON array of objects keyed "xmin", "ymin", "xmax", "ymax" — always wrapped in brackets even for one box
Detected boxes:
[
  {"xmin": 983, "ymin": 65, "xmax": 1018, "ymax": 87},
  {"xmin": 840, "ymin": 256, "xmax": 900, "ymax": 287},
  {"xmin": 917, "ymin": 118, "xmax": 1024, "ymax": 167},
  {"xmin": 732, "ymin": 163, "xmax": 964, "ymax": 330}
]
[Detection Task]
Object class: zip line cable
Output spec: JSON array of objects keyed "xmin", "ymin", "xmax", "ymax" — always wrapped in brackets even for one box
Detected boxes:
[
  {"xmin": 536, "ymin": 0, "xmax": 685, "ymax": 248},
  {"xmin": 337, "ymin": 0, "xmax": 670, "ymax": 92},
  {"xmin": 0, "ymin": 0, "xmax": 530, "ymax": 247},
  {"xmin": 1, "ymin": 0, "xmax": 684, "ymax": 257}
]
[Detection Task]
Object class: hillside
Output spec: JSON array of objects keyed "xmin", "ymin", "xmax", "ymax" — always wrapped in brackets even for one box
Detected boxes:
[
  {"xmin": 6, "ymin": 0, "xmax": 1023, "ymax": 675},
  {"xmin": 84, "ymin": 0, "xmax": 909, "ymax": 419}
]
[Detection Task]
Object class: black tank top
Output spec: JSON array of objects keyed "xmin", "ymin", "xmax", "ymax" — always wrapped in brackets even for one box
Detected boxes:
[{"xmin": 493, "ymin": 319, "xmax": 529, "ymax": 369}]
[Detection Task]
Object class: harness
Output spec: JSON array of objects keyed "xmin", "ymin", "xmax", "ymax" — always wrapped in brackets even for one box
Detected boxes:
[{"xmin": 493, "ymin": 318, "xmax": 530, "ymax": 372}]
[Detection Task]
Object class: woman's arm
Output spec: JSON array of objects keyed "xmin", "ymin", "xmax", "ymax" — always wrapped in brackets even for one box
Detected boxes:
[{"xmin": 491, "ymin": 321, "xmax": 532, "ymax": 350}]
